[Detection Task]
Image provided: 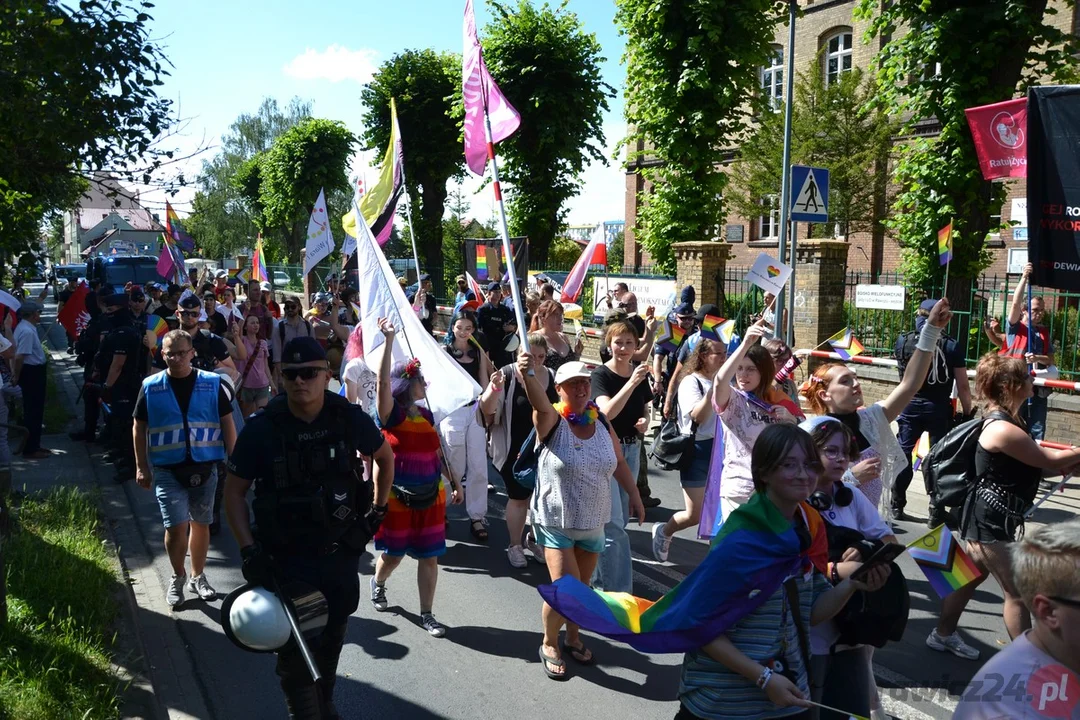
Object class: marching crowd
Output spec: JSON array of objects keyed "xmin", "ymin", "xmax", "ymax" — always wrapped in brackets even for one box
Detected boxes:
[{"xmin": 5, "ymin": 263, "xmax": 1080, "ymax": 720}]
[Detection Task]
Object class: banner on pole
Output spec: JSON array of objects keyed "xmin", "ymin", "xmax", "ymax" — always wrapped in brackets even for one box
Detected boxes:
[
  {"xmin": 464, "ymin": 237, "xmax": 528, "ymax": 286},
  {"xmin": 965, "ymin": 98, "xmax": 1027, "ymax": 180},
  {"xmin": 1027, "ymin": 86, "xmax": 1080, "ymax": 291}
]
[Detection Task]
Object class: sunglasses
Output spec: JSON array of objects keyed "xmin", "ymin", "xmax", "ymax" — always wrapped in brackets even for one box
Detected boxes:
[
  {"xmin": 282, "ymin": 367, "xmax": 324, "ymax": 381},
  {"xmin": 179, "ymin": 310, "xmax": 199, "ymax": 317},
  {"xmin": 1050, "ymin": 596, "xmax": 1080, "ymax": 610}
]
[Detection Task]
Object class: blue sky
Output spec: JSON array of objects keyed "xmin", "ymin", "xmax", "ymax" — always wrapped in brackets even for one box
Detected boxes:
[{"xmin": 144, "ymin": 0, "xmax": 628, "ymax": 226}]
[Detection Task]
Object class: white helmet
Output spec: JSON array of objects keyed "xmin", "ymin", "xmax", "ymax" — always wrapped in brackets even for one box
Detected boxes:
[{"xmin": 222, "ymin": 585, "xmax": 291, "ymax": 652}]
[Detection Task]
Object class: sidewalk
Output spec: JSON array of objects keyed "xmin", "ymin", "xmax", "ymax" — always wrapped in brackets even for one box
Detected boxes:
[{"xmin": 7, "ymin": 338, "xmax": 212, "ymax": 720}]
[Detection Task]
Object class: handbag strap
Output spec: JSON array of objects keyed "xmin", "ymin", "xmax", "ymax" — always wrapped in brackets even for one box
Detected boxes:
[
  {"xmin": 783, "ymin": 577, "xmax": 814, "ymax": 688},
  {"xmin": 240, "ymin": 339, "xmax": 263, "ymax": 387}
]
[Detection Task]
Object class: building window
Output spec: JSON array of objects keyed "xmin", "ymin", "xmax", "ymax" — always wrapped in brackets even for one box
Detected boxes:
[
  {"xmin": 988, "ymin": 180, "xmax": 1004, "ymax": 239},
  {"xmin": 759, "ymin": 195, "xmax": 780, "ymax": 240},
  {"xmin": 824, "ymin": 31, "xmax": 853, "ymax": 85},
  {"xmin": 761, "ymin": 46, "xmax": 784, "ymax": 109}
]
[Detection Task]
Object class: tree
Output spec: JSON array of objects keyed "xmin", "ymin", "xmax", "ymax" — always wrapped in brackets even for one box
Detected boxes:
[
  {"xmin": 617, "ymin": 0, "xmax": 783, "ymax": 273},
  {"xmin": 0, "ymin": 0, "xmax": 174, "ymax": 262},
  {"xmin": 361, "ymin": 50, "xmax": 461, "ymax": 266},
  {"xmin": 186, "ymin": 98, "xmax": 312, "ymax": 259},
  {"xmin": 855, "ymin": 0, "xmax": 1080, "ymax": 291},
  {"xmin": 727, "ymin": 63, "xmax": 896, "ymax": 245},
  {"xmin": 482, "ymin": 0, "xmax": 614, "ymax": 266},
  {"xmin": 235, "ymin": 119, "xmax": 355, "ymax": 261}
]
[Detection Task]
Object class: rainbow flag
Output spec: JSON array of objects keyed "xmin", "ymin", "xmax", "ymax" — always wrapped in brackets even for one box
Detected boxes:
[
  {"xmin": 476, "ymin": 248, "xmax": 489, "ymax": 280},
  {"xmin": 938, "ymin": 220, "xmax": 953, "ymax": 266},
  {"xmin": 656, "ymin": 316, "xmax": 687, "ymax": 352},
  {"xmin": 166, "ymin": 201, "xmax": 194, "ymax": 252},
  {"xmin": 538, "ymin": 492, "xmax": 829, "ymax": 653},
  {"xmin": 147, "ymin": 315, "xmax": 168, "ymax": 347},
  {"xmin": 827, "ymin": 326, "xmax": 864, "ymax": 360},
  {"xmin": 700, "ymin": 315, "xmax": 736, "ymax": 344},
  {"xmin": 907, "ymin": 524, "xmax": 982, "ymax": 599},
  {"xmin": 911, "ymin": 431, "xmax": 931, "ymax": 472},
  {"xmin": 251, "ymin": 235, "xmax": 268, "ymax": 283}
]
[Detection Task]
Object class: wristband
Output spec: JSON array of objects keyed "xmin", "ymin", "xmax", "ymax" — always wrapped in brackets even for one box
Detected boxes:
[
  {"xmin": 916, "ymin": 323, "xmax": 942, "ymax": 352},
  {"xmin": 756, "ymin": 666, "xmax": 773, "ymax": 689}
]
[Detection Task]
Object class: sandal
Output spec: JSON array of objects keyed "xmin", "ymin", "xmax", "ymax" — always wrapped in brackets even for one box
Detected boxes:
[
  {"xmin": 469, "ymin": 519, "xmax": 489, "ymax": 541},
  {"xmin": 538, "ymin": 645, "xmax": 568, "ymax": 680},
  {"xmin": 560, "ymin": 638, "xmax": 594, "ymax": 665}
]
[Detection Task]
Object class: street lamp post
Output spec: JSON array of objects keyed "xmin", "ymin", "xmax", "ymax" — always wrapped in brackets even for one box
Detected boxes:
[{"xmin": 774, "ymin": 0, "xmax": 798, "ymax": 345}]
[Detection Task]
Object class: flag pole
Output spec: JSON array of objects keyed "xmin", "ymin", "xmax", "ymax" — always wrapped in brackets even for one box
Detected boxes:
[{"xmin": 394, "ymin": 98, "xmax": 425, "ymax": 290}]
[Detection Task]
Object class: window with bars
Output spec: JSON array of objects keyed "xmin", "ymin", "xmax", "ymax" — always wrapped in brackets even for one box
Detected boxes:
[
  {"xmin": 761, "ymin": 46, "xmax": 784, "ymax": 109},
  {"xmin": 824, "ymin": 31, "xmax": 853, "ymax": 85}
]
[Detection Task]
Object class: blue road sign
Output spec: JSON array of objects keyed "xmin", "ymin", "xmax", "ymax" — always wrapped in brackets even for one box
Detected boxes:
[{"xmin": 790, "ymin": 165, "xmax": 829, "ymax": 222}]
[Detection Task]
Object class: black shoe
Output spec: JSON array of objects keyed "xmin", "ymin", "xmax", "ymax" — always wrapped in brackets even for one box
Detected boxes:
[
  {"xmin": 642, "ymin": 496, "xmax": 662, "ymax": 509},
  {"xmin": 891, "ymin": 508, "xmax": 915, "ymax": 522}
]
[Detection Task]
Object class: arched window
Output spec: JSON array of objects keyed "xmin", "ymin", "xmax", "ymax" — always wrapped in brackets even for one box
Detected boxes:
[
  {"xmin": 761, "ymin": 46, "xmax": 784, "ymax": 109},
  {"xmin": 824, "ymin": 30, "xmax": 853, "ymax": 85}
]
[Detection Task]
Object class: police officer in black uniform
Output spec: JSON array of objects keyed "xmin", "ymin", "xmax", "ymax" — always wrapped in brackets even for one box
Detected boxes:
[
  {"xmin": 225, "ymin": 336, "xmax": 393, "ymax": 719},
  {"xmin": 92, "ymin": 289, "xmax": 145, "ymax": 482}
]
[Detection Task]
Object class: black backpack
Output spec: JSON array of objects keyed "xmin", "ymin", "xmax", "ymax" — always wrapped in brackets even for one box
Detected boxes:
[{"xmin": 924, "ymin": 409, "xmax": 1013, "ymax": 510}]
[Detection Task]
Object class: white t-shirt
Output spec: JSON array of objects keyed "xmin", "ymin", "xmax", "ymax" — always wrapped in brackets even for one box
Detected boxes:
[
  {"xmin": 716, "ymin": 389, "xmax": 781, "ymax": 500},
  {"xmin": 953, "ymin": 632, "xmax": 1080, "ymax": 720},
  {"xmin": 810, "ymin": 481, "xmax": 892, "ymax": 654},
  {"xmin": 342, "ymin": 357, "xmax": 376, "ymax": 417},
  {"xmin": 677, "ymin": 373, "xmax": 714, "ymax": 440}
]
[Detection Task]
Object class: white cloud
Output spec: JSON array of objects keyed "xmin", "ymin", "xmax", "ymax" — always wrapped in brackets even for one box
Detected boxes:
[{"xmin": 283, "ymin": 45, "xmax": 379, "ymax": 84}]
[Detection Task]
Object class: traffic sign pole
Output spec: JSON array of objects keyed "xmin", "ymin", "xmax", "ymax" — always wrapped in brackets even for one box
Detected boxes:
[{"xmin": 774, "ymin": 0, "xmax": 798, "ymax": 345}]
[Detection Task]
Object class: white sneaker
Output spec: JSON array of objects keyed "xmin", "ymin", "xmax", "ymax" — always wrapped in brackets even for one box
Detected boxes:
[
  {"xmin": 506, "ymin": 545, "xmax": 527, "ymax": 568},
  {"xmin": 421, "ymin": 612, "xmax": 446, "ymax": 638},
  {"xmin": 651, "ymin": 522, "xmax": 672, "ymax": 562},
  {"xmin": 926, "ymin": 629, "xmax": 980, "ymax": 660},
  {"xmin": 524, "ymin": 532, "xmax": 546, "ymax": 565},
  {"xmin": 187, "ymin": 573, "xmax": 217, "ymax": 600},
  {"xmin": 166, "ymin": 573, "xmax": 185, "ymax": 608}
]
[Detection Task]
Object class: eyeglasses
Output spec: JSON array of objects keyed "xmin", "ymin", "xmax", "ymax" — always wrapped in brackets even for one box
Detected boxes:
[
  {"xmin": 1049, "ymin": 596, "xmax": 1080, "ymax": 610},
  {"xmin": 819, "ymin": 446, "xmax": 847, "ymax": 461},
  {"xmin": 282, "ymin": 367, "xmax": 324, "ymax": 381},
  {"xmin": 163, "ymin": 348, "xmax": 192, "ymax": 359}
]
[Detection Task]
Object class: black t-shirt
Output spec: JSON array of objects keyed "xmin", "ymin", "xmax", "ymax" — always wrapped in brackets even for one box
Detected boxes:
[
  {"xmin": 133, "ymin": 372, "xmax": 233, "ymax": 464},
  {"xmin": 206, "ymin": 309, "xmax": 228, "ymax": 336},
  {"xmin": 504, "ymin": 366, "xmax": 558, "ymax": 469},
  {"xmin": 227, "ymin": 393, "xmax": 385, "ymax": 483},
  {"xmin": 97, "ymin": 319, "xmax": 144, "ymax": 397},
  {"xmin": 591, "ymin": 364, "xmax": 653, "ymax": 439},
  {"xmin": 58, "ymin": 289, "xmax": 74, "ymax": 304},
  {"xmin": 153, "ymin": 304, "xmax": 175, "ymax": 321}
]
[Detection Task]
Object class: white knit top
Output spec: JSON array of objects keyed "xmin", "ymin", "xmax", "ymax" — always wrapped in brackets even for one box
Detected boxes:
[{"xmin": 531, "ymin": 417, "xmax": 616, "ymax": 531}]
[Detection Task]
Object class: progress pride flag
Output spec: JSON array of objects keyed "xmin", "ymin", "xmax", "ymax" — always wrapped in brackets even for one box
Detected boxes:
[{"xmin": 965, "ymin": 98, "xmax": 1027, "ymax": 180}]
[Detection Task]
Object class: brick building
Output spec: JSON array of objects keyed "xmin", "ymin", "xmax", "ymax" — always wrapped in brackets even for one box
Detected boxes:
[{"xmin": 623, "ymin": 0, "xmax": 1077, "ymax": 277}]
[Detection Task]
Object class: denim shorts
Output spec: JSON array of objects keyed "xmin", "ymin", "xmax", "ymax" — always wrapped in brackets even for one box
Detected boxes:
[
  {"xmin": 153, "ymin": 465, "xmax": 218, "ymax": 528},
  {"xmin": 533, "ymin": 524, "xmax": 605, "ymax": 554}
]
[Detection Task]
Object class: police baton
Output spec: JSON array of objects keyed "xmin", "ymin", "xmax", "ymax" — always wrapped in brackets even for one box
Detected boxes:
[{"xmin": 269, "ymin": 573, "xmax": 322, "ymax": 684}]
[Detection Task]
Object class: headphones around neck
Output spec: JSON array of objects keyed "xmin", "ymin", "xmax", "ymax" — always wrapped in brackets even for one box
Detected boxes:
[{"xmin": 808, "ymin": 483, "xmax": 854, "ymax": 513}]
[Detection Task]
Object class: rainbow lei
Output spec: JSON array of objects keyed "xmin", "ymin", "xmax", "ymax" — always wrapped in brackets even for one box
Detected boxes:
[{"xmin": 555, "ymin": 400, "xmax": 599, "ymax": 426}]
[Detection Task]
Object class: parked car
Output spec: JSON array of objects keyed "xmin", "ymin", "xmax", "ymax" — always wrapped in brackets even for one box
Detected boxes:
[
  {"xmin": 272, "ymin": 270, "xmax": 292, "ymax": 288},
  {"xmin": 51, "ymin": 264, "xmax": 85, "ymax": 301}
]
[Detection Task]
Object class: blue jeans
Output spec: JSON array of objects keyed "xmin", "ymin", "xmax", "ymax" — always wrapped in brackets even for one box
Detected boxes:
[
  {"xmin": 1021, "ymin": 393, "xmax": 1048, "ymax": 441},
  {"xmin": 593, "ymin": 439, "xmax": 636, "ymax": 593},
  {"xmin": 894, "ymin": 401, "xmax": 952, "ymax": 512}
]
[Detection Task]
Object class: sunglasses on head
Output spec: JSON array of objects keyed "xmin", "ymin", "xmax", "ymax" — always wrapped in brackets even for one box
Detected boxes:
[{"xmin": 282, "ymin": 367, "xmax": 324, "ymax": 381}]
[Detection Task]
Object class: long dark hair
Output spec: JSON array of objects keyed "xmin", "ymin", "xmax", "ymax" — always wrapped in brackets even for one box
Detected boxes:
[
  {"xmin": 745, "ymin": 344, "xmax": 776, "ymax": 397},
  {"xmin": 751, "ymin": 424, "xmax": 820, "ymax": 493}
]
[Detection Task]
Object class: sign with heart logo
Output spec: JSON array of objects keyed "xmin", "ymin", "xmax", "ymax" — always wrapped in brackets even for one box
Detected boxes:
[{"xmin": 745, "ymin": 253, "xmax": 792, "ymax": 296}]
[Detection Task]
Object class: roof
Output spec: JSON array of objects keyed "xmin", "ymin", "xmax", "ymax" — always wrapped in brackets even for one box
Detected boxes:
[{"xmin": 74, "ymin": 175, "xmax": 164, "ymax": 232}]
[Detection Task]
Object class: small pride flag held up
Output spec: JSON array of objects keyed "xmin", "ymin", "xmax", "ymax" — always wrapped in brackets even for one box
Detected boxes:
[
  {"xmin": 827, "ymin": 327, "xmax": 864, "ymax": 360},
  {"xmin": 907, "ymin": 524, "xmax": 983, "ymax": 599},
  {"xmin": 938, "ymin": 219, "xmax": 954, "ymax": 296},
  {"xmin": 251, "ymin": 234, "xmax": 269, "ymax": 283},
  {"xmin": 656, "ymin": 316, "xmax": 687, "ymax": 352},
  {"xmin": 911, "ymin": 431, "xmax": 931, "ymax": 472},
  {"xmin": 699, "ymin": 315, "xmax": 736, "ymax": 345}
]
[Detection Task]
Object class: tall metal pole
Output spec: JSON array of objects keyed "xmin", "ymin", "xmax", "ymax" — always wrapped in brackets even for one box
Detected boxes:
[{"xmin": 774, "ymin": 0, "xmax": 798, "ymax": 345}]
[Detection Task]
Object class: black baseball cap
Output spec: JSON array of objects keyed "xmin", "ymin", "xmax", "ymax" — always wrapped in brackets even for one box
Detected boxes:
[
  {"xmin": 281, "ymin": 336, "xmax": 327, "ymax": 364},
  {"xmin": 486, "ymin": 282, "xmax": 501, "ymax": 292},
  {"xmin": 178, "ymin": 295, "xmax": 202, "ymax": 310}
]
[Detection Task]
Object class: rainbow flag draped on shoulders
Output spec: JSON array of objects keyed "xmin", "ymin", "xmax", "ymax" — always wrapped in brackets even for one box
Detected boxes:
[{"xmin": 537, "ymin": 493, "xmax": 829, "ymax": 653}]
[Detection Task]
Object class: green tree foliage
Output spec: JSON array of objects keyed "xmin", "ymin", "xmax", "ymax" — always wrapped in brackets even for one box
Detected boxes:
[
  {"xmin": 482, "ymin": 0, "xmax": 613, "ymax": 266},
  {"xmin": 855, "ymin": 0, "xmax": 1080, "ymax": 290},
  {"xmin": 186, "ymin": 98, "xmax": 312, "ymax": 260},
  {"xmin": 361, "ymin": 50, "xmax": 461, "ymax": 266},
  {"xmin": 234, "ymin": 119, "xmax": 356, "ymax": 262},
  {"xmin": 728, "ymin": 63, "xmax": 896, "ymax": 241},
  {"xmin": 617, "ymin": 0, "xmax": 783, "ymax": 273},
  {"xmin": 0, "ymin": 0, "xmax": 173, "ymax": 262}
]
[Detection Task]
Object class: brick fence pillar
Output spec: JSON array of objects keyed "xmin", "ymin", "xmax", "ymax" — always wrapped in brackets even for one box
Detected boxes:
[
  {"xmin": 792, "ymin": 239, "xmax": 849, "ymax": 355},
  {"xmin": 672, "ymin": 241, "xmax": 732, "ymax": 309}
]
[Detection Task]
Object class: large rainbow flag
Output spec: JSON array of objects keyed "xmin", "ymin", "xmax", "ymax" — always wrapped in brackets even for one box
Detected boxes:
[
  {"xmin": 251, "ymin": 235, "xmax": 268, "ymax": 283},
  {"xmin": 538, "ymin": 492, "xmax": 828, "ymax": 653},
  {"xmin": 907, "ymin": 524, "xmax": 982, "ymax": 599},
  {"xmin": 166, "ymin": 201, "xmax": 195, "ymax": 252}
]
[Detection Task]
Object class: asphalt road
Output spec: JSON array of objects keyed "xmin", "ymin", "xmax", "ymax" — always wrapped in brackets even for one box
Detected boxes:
[{"xmin": 31, "ymin": 281, "xmax": 1080, "ymax": 720}]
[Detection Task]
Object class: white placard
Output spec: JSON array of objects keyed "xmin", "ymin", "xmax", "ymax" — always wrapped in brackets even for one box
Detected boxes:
[
  {"xmin": 590, "ymin": 276, "xmax": 676, "ymax": 320},
  {"xmin": 744, "ymin": 252, "xmax": 793, "ymax": 296},
  {"xmin": 1007, "ymin": 247, "xmax": 1028, "ymax": 274},
  {"xmin": 1010, "ymin": 198, "xmax": 1028, "ymax": 228},
  {"xmin": 855, "ymin": 284, "xmax": 906, "ymax": 310}
]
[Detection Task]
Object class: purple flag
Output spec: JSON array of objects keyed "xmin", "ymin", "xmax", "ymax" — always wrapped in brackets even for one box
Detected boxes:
[{"xmin": 463, "ymin": 0, "xmax": 521, "ymax": 176}]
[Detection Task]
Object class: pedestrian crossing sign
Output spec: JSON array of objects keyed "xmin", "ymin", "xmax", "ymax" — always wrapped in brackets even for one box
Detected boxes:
[{"xmin": 790, "ymin": 165, "xmax": 830, "ymax": 222}]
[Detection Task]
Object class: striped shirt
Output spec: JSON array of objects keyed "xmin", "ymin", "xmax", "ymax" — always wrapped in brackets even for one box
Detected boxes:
[{"xmin": 679, "ymin": 570, "xmax": 831, "ymax": 720}]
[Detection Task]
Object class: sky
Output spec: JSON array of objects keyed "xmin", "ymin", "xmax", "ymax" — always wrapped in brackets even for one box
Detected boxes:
[{"xmin": 139, "ymin": 0, "xmax": 629, "ymax": 228}]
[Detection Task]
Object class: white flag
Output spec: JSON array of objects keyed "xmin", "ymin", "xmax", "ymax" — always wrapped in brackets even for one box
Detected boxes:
[
  {"xmin": 353, "ymin": 198, "xmax": 479, "ymax": 421},
  {"xmin": 304, "ymin": 188, "xmax": 335, "ymax": 274}
]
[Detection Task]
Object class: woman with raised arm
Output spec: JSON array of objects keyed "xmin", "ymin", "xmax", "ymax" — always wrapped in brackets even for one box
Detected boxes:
[{"xmin": 370, "ymin": 318, "xmax": 463, "ymax": 638}]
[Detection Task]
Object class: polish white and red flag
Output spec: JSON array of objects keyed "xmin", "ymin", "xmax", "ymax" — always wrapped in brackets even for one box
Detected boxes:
[
  {"xmin": 462, "ymin": 0, "xmax": 521, "ymax": 176},
  {"xmin": 561, "ymin": 223, "xmax": 608, "ymax": 304}
]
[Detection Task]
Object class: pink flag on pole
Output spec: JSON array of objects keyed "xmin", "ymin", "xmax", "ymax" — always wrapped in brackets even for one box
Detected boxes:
[
  {"xmin": 560, "ymin": 226, "xmax": 608, "ymax": 304},
  {"xmin": 463, "ymin": 0, "xmax": 521, "ymax": 176}
]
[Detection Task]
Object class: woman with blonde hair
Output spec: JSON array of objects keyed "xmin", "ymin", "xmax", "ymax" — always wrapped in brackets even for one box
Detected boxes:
[{"xmin": 927, "ymin": 352, "xmax": 1080, "ymax": 660}]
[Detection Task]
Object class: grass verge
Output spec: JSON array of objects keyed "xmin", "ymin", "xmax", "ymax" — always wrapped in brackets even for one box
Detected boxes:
[
  {"xmin": 43, "ymin": 364, "xmax": 73, "ymax": 434},
  {"xmin": 0, "ymin": 487, "xmax": 123, "ymax": 719}
]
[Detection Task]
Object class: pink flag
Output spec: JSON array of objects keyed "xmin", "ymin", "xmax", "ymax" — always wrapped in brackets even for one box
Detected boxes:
[
  {"xmin": 463, "ymin": 0, "xmax": 521, "ymax": 176},
  {"xmin": 965, "ymin": 98, "xmax": 1027, "ymax": 180},
  {"xmin": 561, "ymin": 227, "xmax": 608, "ymax": 304}
]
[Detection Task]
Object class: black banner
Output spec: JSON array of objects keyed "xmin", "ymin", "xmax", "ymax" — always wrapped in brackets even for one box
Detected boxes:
[
  {"xmin": 1028, "ymin": 86, "xmax": 1080, "ymax": 291},
  {"xmin": 463, "ymin": 237, "xmax": 528, "ymax": 286}
]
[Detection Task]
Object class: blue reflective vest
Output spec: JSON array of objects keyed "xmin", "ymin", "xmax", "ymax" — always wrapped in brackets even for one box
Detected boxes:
[{"xmin": 143, "ymin": 370, "xmax": 225, "ymax": 466}]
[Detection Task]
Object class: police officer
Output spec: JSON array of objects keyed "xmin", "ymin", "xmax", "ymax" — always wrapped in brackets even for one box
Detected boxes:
[
  {"xmin": 70, "ymin": 289, "xmax": 107, "ymax": 443},
  {"xmin": 893, "ymin": 299, "xmax": 973, "ymax": 525},
  {"xmin": 225, "ymin": 336, "xmax": 393, "ymax": 719},
  {"xmin": 93, "ymin": 289, "xmax": 145, "ymax": 482}
]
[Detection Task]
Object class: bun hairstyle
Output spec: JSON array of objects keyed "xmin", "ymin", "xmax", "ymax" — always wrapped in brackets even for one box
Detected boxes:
[
  {"xmin": 975, "ymin": 352, "xmax": 1030, "ymax": 423},
  {"xmin": 799, "ymin": 362, "xmax": 845, "ymax": 415}
]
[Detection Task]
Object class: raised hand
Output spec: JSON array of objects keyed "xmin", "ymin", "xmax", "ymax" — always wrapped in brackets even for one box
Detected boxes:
[
  {"xmin": 377, "ymin": 317, "xmax": 396, "ymax": 339},
  {"xmin": 927, "ymin": 298, "xmax": 952, "ymax": 328}
]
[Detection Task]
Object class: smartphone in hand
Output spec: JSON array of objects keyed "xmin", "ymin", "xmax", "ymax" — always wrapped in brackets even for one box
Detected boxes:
[{"xmin": 850, "ymin": 543, "xmax": 906, "ymax": 582}]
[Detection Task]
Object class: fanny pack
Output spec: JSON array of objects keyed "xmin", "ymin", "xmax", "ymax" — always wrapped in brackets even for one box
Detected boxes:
[
  {"xmin": 392, "ymin": 481, "xmax": 441, "ymax": 510},
  {"xmin": 170, "ymin": 462, "xmax": 215, "ymax": 489}
]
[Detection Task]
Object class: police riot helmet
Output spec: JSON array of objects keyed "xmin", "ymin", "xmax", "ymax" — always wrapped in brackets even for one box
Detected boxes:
[{"xmin": 221, "ymin": 584, "xmax": 291, "ymax": 652}]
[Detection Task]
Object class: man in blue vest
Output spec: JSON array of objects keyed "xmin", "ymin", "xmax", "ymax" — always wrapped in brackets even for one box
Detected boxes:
[{"xmin": 133, "ymin": 329, "xmax": 237, "ymax": 608}]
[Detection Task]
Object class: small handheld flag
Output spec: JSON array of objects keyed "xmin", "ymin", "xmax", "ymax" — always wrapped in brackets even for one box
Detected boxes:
[
  {"xmin": 938, "ymin": 220, "xmax": 953, "ymax": 266},
  {"xmin": 907, "ymin": 524, "xmax": 983, "ymax": 599},
  {"xmin": 699, "ymin": 315, "xmax": 735, "ymax": 344},
  {"xmin": 656, "ymin": 317, "xmax": 686, "ymax": 352},
  {"xmin": 827, "ymin": 327, "xmax": 865, "ymax": 360},
  {"xmin": 911, "ymin": 431, "xmax": 931, "ymax": 472}
]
